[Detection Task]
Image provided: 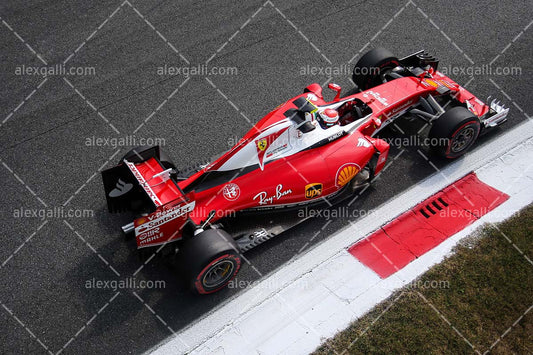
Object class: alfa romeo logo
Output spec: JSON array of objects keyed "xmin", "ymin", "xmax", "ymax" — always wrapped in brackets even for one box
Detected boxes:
[{"xmin": 222, "ymin": 183, "xmax": 240, "ymax": 201}]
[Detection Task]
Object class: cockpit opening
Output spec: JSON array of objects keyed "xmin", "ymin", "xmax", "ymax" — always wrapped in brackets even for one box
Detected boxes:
[{"xmin": 337, "ymin": 99, "xmax": 373, "ymax": 126}]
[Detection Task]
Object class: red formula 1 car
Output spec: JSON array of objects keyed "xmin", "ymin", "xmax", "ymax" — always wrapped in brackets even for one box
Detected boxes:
[{"xmin": 102, "ymin": 48, "xmax": 508, "ymax": 294}]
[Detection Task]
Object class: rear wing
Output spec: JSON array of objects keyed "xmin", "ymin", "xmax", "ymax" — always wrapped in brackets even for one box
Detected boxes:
[
  {"xmin": 102, "ymin": 162, "xmax": 155, "ymax": 213},
  {"xmin": 101, "ymin": 148, "xmax": 187, "ymax": 213}
]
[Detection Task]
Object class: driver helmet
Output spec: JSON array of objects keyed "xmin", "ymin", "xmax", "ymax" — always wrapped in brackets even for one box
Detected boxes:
[{"xmin": 319, "ymin": 108, "xmax": 339, "ymax": 127}]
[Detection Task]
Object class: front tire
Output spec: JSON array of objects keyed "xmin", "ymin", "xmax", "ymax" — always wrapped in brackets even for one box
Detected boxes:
[
  {"xmin": 353, "ymin": 48, "xmax": 400, "ymax": 90},
  {"xmin": 177, "ymin": 229, "xmax": 241, "ymax": 294},
  {"xmin": 428, "ymin": 107, "xmax": 481, "ymax": 159}
]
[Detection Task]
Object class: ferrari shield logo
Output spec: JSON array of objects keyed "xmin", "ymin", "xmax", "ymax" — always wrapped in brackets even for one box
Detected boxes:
[
  {"xmin": 255, "ymin": 127, "xmax": 289, "ymax": 170},
  {"xmin": 256, "ymin": 138, "xmax": 268, "ymax": 151}
]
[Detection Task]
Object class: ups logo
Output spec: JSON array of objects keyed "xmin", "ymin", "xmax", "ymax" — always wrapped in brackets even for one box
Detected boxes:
[{"xmin": 305, "ymin": 183, "xmax": 323, "ymax": 199}]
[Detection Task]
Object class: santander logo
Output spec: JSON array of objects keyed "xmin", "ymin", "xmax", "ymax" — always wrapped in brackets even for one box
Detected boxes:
[{"xmin": 108, "ymin": 178, "xmax": 133, "ymax": 197}]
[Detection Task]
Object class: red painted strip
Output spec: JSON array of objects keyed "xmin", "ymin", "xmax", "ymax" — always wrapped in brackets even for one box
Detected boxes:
[
  {"xmin": 382, "ymin": 210, "xmax": 449, "ymax": 257},
  {"xmin": 348, "ymin": 229, "xmax": 416, "ymax": 278},
  {"xmin": 440, "ymin": 173, "xmax": 509, "ymax": 218},
  {"xmin": 349, "ymin": 172, "xmax": 510, "ymax": 278},
  {"xmin": 409, "ymin": 192, "xmax": 477, "ymax": 243}
]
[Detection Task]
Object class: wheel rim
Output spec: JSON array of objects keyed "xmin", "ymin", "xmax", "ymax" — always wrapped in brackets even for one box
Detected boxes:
[
  {"xmin": 202, "ymin": 259, "xmax": 235, "ymax": 288},
  {"xmin": 451, "ymin": 126, "xmax": 475, "ymax": 153},
  {"xmin": 377, "ymin": 66, "xmax": 395, "ymax": 85}
]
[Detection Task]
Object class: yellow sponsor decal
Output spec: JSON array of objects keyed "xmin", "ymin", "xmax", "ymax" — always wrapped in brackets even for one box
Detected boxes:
[
  {"xmin": 305, "ymin": 183, "xmax": 323, "ymax": 199},
  {"xmin": 424, "ymin": 79, "xmax": 439, "ymax": 88},
  {"xmin": 336, "ymin": 163, "xmax": 360, "ymax": 187},
  {"xmin": 256, "ymin": 138, "xmax": 268, "ymax": 151}
]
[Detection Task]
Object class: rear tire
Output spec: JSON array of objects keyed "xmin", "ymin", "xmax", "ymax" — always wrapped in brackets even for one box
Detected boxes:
[
  {"xmin": 429, "ymin": 107, "xmax": 481, "ymax": 159},
  {"xmin": 177, "ymin": 229, "xmax": 241, "ymax": 294},
  {"xmin": 353, "ymin": 48, "xmax": 400, "ymax": 90}
]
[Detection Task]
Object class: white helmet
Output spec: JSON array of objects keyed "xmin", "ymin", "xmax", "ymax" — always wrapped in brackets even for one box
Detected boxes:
[{"xmin": 319, "ymin": 108, "xmax": 339, "ymax": 126}]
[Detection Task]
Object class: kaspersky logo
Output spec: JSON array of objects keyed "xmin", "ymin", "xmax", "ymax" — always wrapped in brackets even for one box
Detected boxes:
[
  {"xmin": 357, "ymin": 137, "xmax": 371, "ymax": 148},
  {"xmin": 108, "ymin": 178, "xmax": 133, "ymax": 197}
]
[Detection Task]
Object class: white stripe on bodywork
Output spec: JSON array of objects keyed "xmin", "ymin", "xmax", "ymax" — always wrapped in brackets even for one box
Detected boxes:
[{"xmin": 217, "ymin": 111, "xmax": 364, "ymax": 172}]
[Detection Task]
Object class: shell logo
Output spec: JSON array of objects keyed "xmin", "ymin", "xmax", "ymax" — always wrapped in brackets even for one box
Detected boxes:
[
  {"xmin": 135, "ymin": 216, "xmax": 148, "ymax": 226},
  {"xmin": 335, "ymin": 163, "xmax": 360, "ymax": 187}
]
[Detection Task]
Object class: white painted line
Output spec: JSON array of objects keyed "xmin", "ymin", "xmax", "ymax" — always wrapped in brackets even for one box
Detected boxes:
[{"xmin": 149, "ymin": 120, "xmax": 533, "ymax": 355}]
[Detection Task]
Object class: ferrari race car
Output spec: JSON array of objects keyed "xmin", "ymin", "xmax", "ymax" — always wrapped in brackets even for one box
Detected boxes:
[{"xmin": 102, "ymin": 48, "xmax": 509, "ymax": 294}]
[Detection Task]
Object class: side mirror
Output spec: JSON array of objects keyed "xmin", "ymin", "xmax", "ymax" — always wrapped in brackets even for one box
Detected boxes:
[
  {"xmin": 303, "ymin": 83, "xmax": 323, "ymax": 99},
  {"xmin": 373, "ymin": 116, "xmax": 382, "ymax": 128},
  {"xmin": 328, "ymin": 83, "xmax": 342, "ymax": 101}
]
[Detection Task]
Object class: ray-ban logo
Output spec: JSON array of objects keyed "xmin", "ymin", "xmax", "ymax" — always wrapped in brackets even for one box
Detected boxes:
[{"xmin": 109, "ymin": 179, "xmax": 133, "ymax": 197}]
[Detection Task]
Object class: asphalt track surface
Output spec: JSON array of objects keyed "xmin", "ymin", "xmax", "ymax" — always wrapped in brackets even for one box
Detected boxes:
[{"xmin": 0, "ymin": 0, "xmax": 531, "ymax": 353}]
